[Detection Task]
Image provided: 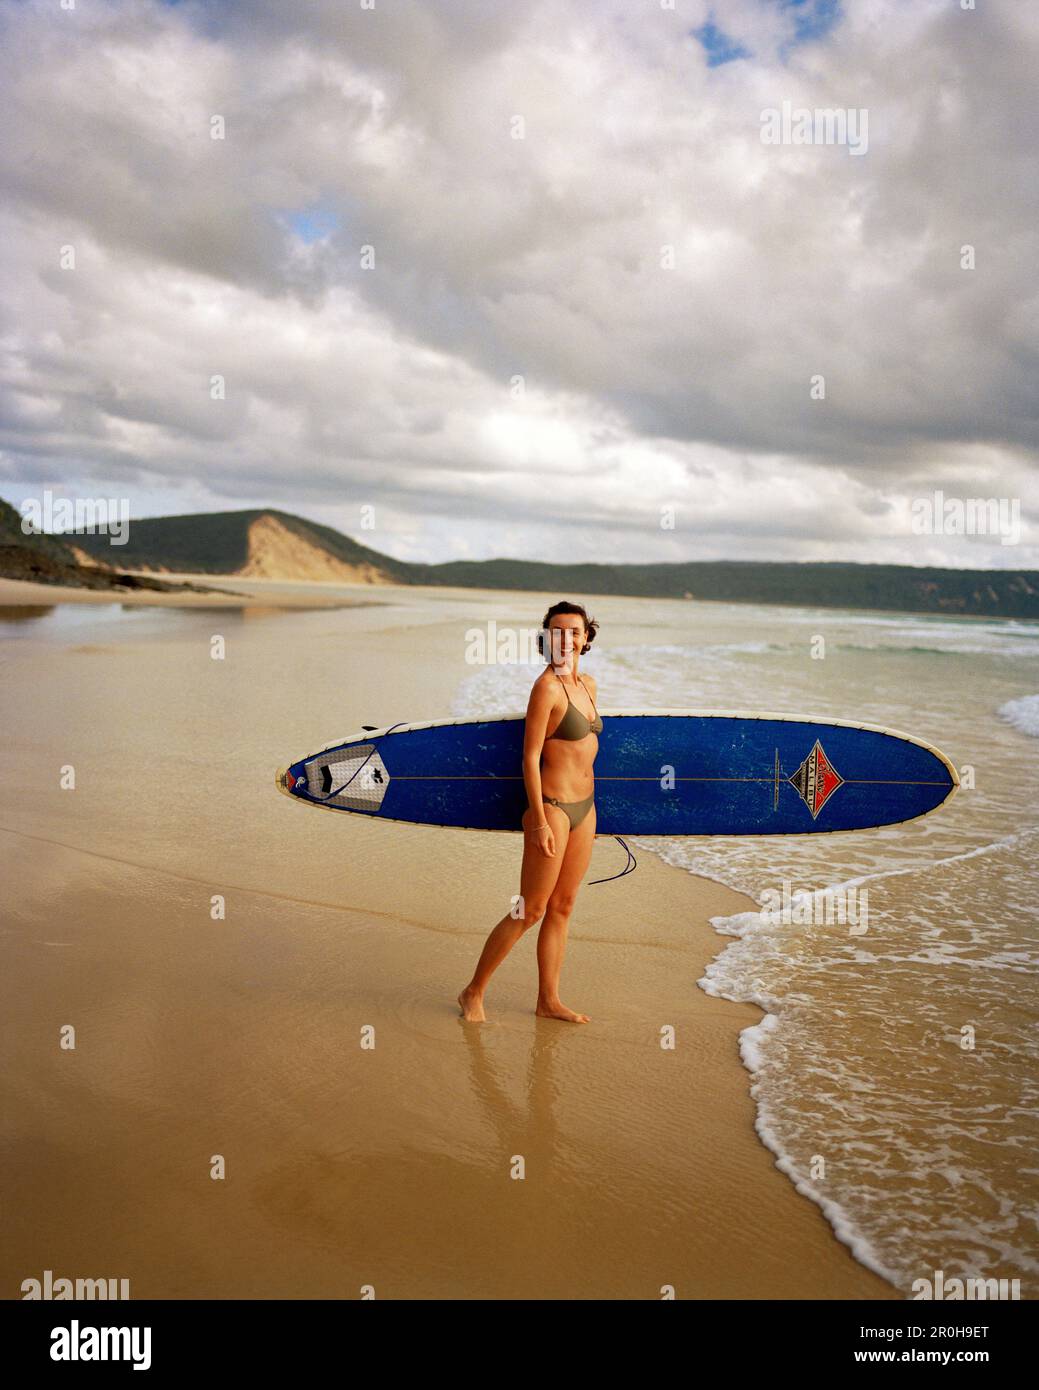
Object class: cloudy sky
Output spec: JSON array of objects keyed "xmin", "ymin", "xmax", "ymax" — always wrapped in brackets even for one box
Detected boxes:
[{"xmin": 1, "ymin": 0, "xmax": 1036, "ymax": 568}]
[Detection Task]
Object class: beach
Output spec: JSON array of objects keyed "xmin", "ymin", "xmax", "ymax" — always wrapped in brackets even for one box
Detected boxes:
[{"xmin": 0, "ymin": 576, "xmax": 932, "ymax": 1299}]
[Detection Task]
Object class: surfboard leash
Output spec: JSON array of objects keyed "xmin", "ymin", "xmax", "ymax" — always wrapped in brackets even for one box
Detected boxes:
[{"xmin": 588, "ymin": 835, "xmax": 638, "ymax": 884}]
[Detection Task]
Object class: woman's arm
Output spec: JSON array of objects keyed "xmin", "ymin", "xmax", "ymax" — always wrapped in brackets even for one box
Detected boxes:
[{"xmin": 522, "ymin": 678, "xmax": 557, "ymax": 857}]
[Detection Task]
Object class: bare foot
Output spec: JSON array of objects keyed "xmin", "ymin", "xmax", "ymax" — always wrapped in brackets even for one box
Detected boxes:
[
  {"xmin": 458, "ymin": 986, "xmax": 487, "ymax": 1022},
  {"xmin": 536, "ymin": 998, "xmax": 591, "ymax": 1023}
]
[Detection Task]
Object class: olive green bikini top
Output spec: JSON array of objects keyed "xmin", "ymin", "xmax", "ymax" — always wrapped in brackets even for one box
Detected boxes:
[{"xmin": 546, "ymin": 669, "xmax": 603, "ymax": 740}]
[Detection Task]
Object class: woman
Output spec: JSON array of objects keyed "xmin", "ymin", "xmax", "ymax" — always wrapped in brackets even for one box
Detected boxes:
[{"xmin": 458, "ymin": 601, "xmax": 602, "ymax": 1024}]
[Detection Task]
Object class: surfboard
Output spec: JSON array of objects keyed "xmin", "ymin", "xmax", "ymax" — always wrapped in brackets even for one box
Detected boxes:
[{"xmin": 275, "ymin": 710, "xmax": 959, "ymax": 836}]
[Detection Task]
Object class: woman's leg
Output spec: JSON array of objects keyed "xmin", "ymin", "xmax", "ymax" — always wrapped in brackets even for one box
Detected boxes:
[
  {"xmin": 458, "ymin": 804, "xmax": 570, "ymax": 1021},
  {"xmin": 536, "ymin": 801, "xmax": 596, "ymax": 1023}
]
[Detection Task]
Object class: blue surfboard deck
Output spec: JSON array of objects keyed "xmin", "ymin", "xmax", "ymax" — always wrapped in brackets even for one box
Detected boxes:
[{"xmin": 276, "ymin": 710, "xmax": 958, "ymax": 836}]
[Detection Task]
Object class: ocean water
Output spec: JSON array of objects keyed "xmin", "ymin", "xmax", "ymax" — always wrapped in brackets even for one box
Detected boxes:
[{"xmin": 455, "ymin": 598, "xmax": 1039, "ymax": 1296}]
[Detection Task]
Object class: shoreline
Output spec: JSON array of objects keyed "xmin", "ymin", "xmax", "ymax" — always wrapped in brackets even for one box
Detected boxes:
[{"xmin": 1, "ymin": 571, "xmax": 1031, "ymax": 626}]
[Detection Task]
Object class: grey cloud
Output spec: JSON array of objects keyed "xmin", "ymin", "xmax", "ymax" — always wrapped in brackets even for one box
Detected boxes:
[{"xmin": 0, "ymin": 0, "xmax": 1036, "ymax": 566}]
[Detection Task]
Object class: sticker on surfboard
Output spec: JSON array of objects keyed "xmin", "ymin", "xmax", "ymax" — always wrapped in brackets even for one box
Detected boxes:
[{"xmin": 788, "ymin": 739, "xmax": 845, "ymax": 820}]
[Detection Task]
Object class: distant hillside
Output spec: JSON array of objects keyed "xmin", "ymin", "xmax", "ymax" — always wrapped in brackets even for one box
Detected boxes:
[
  {"xmin": 420, "ymin": 556, "xmax": 1039, "ymax": 619},
  {"xmin": 0, "ymin": 497, "xmax": 239, "ymax": 595},
  {"xmin": 32, "ymin": 501, "xmax": 1039, "ymax": 619},
  {"xmin": 71, "ymin": 508, "xmax": 404, "ymax": 585}
]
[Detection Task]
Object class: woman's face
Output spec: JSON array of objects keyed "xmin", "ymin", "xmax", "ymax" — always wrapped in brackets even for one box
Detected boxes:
[{"xmin": 546, "ymin": 616, "xmax": 586, "ymax": 668}]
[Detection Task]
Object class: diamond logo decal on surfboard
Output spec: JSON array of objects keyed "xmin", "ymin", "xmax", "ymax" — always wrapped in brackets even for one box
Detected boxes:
[{"xmin": 788, "ymin": 739, "xmax": 844, "ymax": 819}]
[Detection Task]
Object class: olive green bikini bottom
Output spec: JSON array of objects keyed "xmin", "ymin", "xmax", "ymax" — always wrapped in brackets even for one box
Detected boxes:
[{"xmin": 542, "ymin": 794, "xmax": 595, "ymax": 831}]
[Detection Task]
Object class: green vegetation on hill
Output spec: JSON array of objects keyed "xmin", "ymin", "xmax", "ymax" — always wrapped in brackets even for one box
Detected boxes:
[
  {"xmin": 0, "ymin": 496, "xmax": 83, "ymax": 562},
  {"xmin": 69, "ymin": 507, "xmax": 407, "ymax": 578},
  {"xmin": 8, "ymin": 498, "xmax": 1038, "ymax": 618},
  {"xmin": 0, "ymin": 496, "xmax": 236, "ymax": 594},
  {"xmin": 418, "ymin": 557, "xmax": 1039, "ymax": 618}
]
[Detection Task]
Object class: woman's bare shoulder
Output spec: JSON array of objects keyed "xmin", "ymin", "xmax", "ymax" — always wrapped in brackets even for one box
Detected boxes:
[
  {"xmin": 525, "ymin": 670, "xmax": 560, "ymax": 728},
  {"xmin": 528, "ymin": 668, "xmax": 557, "ymax": 702}
]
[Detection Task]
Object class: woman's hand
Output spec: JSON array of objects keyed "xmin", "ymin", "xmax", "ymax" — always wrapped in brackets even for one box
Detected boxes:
[{"xmin": 532, "ymin": 821, "xmax": 555, "ymax": 858}]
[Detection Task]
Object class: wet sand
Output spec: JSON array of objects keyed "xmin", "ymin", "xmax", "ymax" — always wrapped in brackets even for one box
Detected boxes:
[{"xmin": 0, "ymin": 576, "xmax": 900, "ymax": 1298}]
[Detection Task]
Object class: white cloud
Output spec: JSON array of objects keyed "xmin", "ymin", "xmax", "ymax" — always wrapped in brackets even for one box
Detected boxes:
[{"xmin": 0, "ymin": 0, "xmax": 1035, "ymax": 567}]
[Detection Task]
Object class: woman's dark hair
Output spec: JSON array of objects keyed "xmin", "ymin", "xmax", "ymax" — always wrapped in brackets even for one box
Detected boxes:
[{"xmin": 536, "ymin": 601, "xmax": 599, "ymax": 657}]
